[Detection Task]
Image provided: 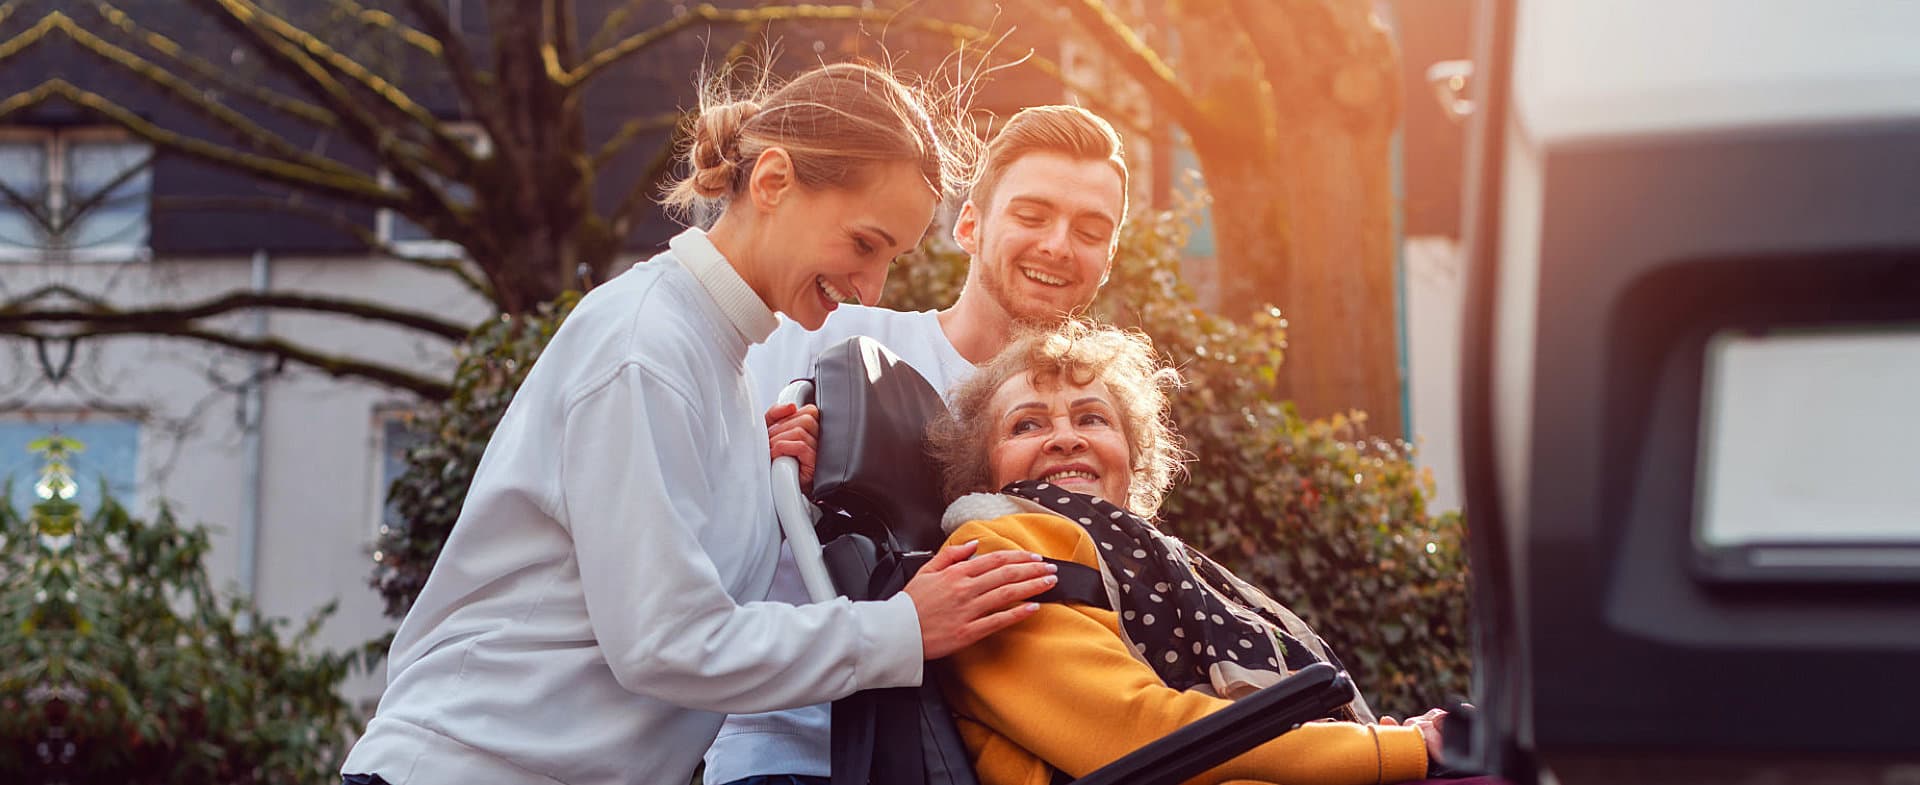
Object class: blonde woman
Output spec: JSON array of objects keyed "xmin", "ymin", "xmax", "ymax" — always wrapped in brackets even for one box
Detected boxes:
[{"xmin": 342, "ymin": 64, "xmax": 1057, "ymax": 785}]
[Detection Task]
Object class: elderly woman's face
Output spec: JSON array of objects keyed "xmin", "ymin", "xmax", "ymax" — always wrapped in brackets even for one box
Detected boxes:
[{"xmin": 985, "ymin": 373, "xmax": 1133, "ymax": 508}]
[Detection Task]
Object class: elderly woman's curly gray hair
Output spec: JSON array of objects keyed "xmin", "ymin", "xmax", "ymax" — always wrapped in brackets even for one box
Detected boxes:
[{"xmin": 927, "ymin": 320, "xmax": 1186, "ymax": 515}]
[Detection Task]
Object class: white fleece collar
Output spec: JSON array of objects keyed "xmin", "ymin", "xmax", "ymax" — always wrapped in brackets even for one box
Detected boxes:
[{"xmin": 940, "ymin": 492, "xmax": 1054, "ymax": 535}]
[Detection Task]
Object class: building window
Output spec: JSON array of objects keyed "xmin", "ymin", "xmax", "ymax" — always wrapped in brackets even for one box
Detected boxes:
[
  {"xmin": 0, "ymin": 415, "xmax": 141, "ymax": 516},
  {"xmin": 370, "ymin": 407, "xmax": 430, "ymax": 542},
  {"xmin": 0, "ymin": 128, "xmax": 153, "ymax": 263},
  {"xmin": 376, "ymin": 124, "xmax": 489, "ymax": 259}
]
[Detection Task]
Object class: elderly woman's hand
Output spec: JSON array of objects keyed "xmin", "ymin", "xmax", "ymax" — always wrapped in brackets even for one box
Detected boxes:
[
  {"xmin": 1381, "ymin": 708, "xmax": 1449, "ymax": 763},
  {"xmin": 765, "ymin": 402, "xmax": 820, "ymax": 491},
  {"xmin": 903, "ymin": 540, "xmax": 1057, "ymax": 659}
]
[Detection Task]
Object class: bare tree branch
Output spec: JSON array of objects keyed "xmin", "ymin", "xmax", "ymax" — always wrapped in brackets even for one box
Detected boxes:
[
  {"xmin": 1049, "ymin": 0, "xmax": 1215, "ymax": 145},
  {"xmin": 0, "ymin": 174, "xmax": 51, "ymax": 232},
  {"xmin": 186, "ymin": 0, "xmax": 485, "ymax": 257},
  {"xmin": 0, "ymin": 78, "xmax": 55, "ymax": 119},
  {"xmin": 549, "ymin": 0, "xmax": 578, "ymax": 78},
  {"xmin": 91, "ymin": 0, "xmax": 337, "ymax": 126},
  {"xmin": 1, "ymin": 284, "xmax": 475, "ymax": 341},
  {"xmin": 610, "ymin": 120, "xmax": 692, "ymax": 243},
  {"xmin": 194, "ymin": 0, "xmax": 478, "ymax": 183},
  {"xmin": 1270, "ymin": 0, "xmax": 1400, "ymax": 127},
  {"xmin": 2, "ymin": 80, "xmax": 405, "ymax": 208},
  {"xmin": 721, "ymin": 18, "xmax": 767, "ymax": 65},
  {"xmin": 569, "ymin": 3, "xmax": 998, "ymax": 88},
  {"xmin": 1015, "ymin": 49, "xmax": 1152, "ymax": 138},
  {"xmin": 151, "ymin": 195, "xmax": 496, "ymax": 299},
  {"xmin": 0, "ymin": 5, "xmax": 57, "ymax": 61},
  {"xmin": 55, "ymin": 12, "xmax": 367, "ymax": 179},
  {"xmin": 324, "ymin": 0, "xmax": 444, "ymax": 56},
  {"xmin": 591, "ymin": 12, "xmax": 774, "ymax": 246},
  {"xmin": 4, "ymin": 324, "xmax": 452, "ymax": 399},
  {"xmin": 401, "ymin": 0, "xmax": 509, "ymax": 156},
  {"xmin": 590, "ymin": 110, "xmax": 682, "ymax": 169},
  {"xmin": 1229, "ymin": 0, "xmax": 1302, "ymax": 105},
  {"xmin": 585, "ymin": 0, "xmax": 647, "ymax": 54},
  {"xmin": 57, "ymin": 150, "xmax": 153, "ymax": 232}
]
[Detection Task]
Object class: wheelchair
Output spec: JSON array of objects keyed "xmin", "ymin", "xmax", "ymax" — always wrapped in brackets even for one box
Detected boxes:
[{"xmin": 769, "ymin": 337, "xmax": 1366, "ymax": 785}]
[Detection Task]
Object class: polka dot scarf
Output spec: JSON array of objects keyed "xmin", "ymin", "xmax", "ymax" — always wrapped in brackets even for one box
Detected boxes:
[{"xmin": 1003, "ymin": 480, "xmax": 1374, "ymax": 723}]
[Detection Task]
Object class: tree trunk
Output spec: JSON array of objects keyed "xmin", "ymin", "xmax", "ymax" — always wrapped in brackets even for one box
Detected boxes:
[
  {"xmin": 1176, "ymin": 0, "xmax": 1405, "ymax": 439},
  {"xmin": 480, "ymin": 240, "xmax": 567, "ymax": 316},
  {"xmin": 1201, "ymin": 120, "xmax": 1403, "ymax": 439},
  {"xmin": 1280, "ymin": 112, "xmax": 1401, "ymax": 438}
]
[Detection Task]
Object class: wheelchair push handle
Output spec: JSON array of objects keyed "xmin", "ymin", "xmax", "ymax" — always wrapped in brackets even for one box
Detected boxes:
[{"xmin": 773, "ymin": 378, "xmax": 839, "ymax": 604}]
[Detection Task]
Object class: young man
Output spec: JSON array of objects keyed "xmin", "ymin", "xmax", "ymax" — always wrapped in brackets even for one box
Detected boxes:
[{"xmin": 704, "ymin": 105, "xmax": 1133, "ymax": 785}]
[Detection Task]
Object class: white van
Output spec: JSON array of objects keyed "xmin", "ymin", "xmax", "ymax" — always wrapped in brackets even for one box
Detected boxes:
[{"xmin": 1456, "ymin": 2, "xmax": 1920, "ymax": 783}]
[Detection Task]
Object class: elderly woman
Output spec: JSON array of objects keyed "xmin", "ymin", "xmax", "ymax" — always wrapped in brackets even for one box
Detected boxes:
[{"xmin": 927, "ymin": 320, "xmax": 1448, "ymax": 785}]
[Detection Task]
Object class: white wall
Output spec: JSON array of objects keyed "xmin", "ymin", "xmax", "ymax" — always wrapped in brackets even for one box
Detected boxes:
[
  {"xmin": 2, "ymin": 254, "xmax": 492, "ymax": 707},
  {"xmin": 1404, "ymin": 235, "xmax": 1465, "ymax": 514}
]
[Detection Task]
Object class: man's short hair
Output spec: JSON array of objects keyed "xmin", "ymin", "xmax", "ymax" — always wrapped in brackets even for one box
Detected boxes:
[{"xmin": 969, "ymin": 105, "xmax": 1128, "ymax": 213}]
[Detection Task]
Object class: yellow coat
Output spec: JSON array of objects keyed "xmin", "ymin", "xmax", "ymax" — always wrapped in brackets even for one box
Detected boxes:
[{"xmin": 942, "ymin": 512, "xmax": 1430, "ymax": 785}]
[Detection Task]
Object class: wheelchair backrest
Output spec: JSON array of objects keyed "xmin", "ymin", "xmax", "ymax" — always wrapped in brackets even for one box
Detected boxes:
[
  {"xmin": 805, "ymin": 336, "xmax": 981, "ymax": 785},
  {"xmin": 1460, "ymin": 2, "xmax": 1920, "ymax": 782},
  {"xmin": 810, "ymin": 336, "xmax": 953, "ymax": 553}
]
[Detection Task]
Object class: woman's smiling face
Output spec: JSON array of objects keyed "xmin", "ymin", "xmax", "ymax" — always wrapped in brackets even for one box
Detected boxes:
[
  {"xmin": 985, "ymin": 372, "xmax": 1133, "ymax": 509},
  {"xmin": 761, "ymin": 158, "xmax": 937, "ymax": 329}
]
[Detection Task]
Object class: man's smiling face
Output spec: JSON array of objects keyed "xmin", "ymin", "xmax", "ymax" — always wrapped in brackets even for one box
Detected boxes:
[{"xmin": 956, "ymin": 151, "xmax": 1126, "ymax": 325}]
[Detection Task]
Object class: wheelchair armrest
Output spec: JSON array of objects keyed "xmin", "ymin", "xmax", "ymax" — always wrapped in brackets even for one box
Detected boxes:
[{"xmin": 1067, "ymin": 662, "xmax": 1358, "ymax": 785}]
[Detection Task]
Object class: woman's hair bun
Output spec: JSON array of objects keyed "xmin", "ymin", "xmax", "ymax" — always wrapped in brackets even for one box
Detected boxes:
[{"xmin": 686, "ymin": 100, "xmax": 762, "ymax": 198}]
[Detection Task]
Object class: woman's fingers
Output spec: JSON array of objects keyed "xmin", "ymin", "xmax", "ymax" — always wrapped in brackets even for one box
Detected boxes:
[
  {"xmin": 977, "ymin": 572, "xmax": 1060, "ymax": 610},
  {"xmin": 921, "ymin": 540, "xmax": 981, "ymax": 573},
  {"xmin": 946, "ymin": 547, "xmax": 1045, "ymax": 578},
  {"xmin": 769, "ymin": 441, "xmax": 816, "ymax": 485},
  {"xmin": 904, "ymin": 545, "xmax": 1052, "ymax": 659},
  {"xmin": 957, "ymin": 601, "xmax": 1044, "ymax": 645},
  {"xmin": 769, "ymin": 441, "xmax": 809, "ymax": 458},
  {"xmin": 768, "ymin": 428, "xmax": 817, "ymax": 458},
  {"xmin": 764, "ymin": 402, "xmax": 797, "ymax": 426},
  {"xmin": 1413, "ymin": 716, "xmax": 1444, "ymax": 762},
  {"xmin": 766, "ymin": 404, "xmax": 820, "ymax": 435},
  {"xmin": 769, "ymin": 426, "xmax": 817, "ymax": 452},
  {"xmin": 766, "ymin": 404, "xmax": 820, "ymax": 489}
]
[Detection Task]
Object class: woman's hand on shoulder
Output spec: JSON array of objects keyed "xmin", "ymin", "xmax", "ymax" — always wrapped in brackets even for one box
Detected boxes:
[{"xmin": 903, "ymin": 539, "xmax": 1059, "ymax": 659}]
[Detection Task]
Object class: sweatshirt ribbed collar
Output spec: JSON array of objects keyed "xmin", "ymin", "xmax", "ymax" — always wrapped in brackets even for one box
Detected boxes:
[{"xmin": 668, "ymin": 227, "xmax": 778, "ymax": 345}]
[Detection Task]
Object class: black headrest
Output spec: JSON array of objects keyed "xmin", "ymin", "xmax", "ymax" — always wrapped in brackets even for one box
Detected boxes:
[{"xmin": 810, "ymin": 336, "xmax": 952, "ymax": 552}]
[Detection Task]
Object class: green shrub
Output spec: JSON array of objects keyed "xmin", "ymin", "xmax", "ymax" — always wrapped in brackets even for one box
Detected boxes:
[
  {"xmin": 373, "ymin": 211, "xmax": 1470, "ymax": 716},
  {"xmin": 1101, "ymin": 208, "xmax": 1471, "ymax": 716},
  {"xmin": 0, "ymin": 437, "xmax": 358, "ymax": 784}
]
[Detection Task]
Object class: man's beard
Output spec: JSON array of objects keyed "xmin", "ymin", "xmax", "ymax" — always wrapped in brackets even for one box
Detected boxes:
[
  {"xmin": 978, "ymin": 226, "xmax": 1086, "ymax": 327},
  {"xmin": 982, "ymin": 258, "xmax": 1073, "ymax": 326}
]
